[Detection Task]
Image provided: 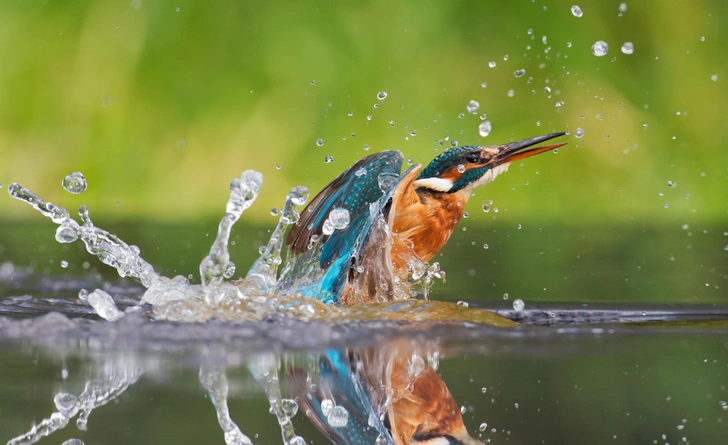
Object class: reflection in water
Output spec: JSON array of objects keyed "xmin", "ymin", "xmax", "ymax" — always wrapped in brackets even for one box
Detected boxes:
[{"xmin": 7, "ymin": 338, "xmax": 481, "ymax": 445}]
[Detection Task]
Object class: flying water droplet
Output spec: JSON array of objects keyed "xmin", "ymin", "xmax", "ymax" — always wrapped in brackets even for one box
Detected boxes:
[
  {"xmin": 488, "ymin": 61, "xmax": 496, "ymax": 68},
  {"xmin": 316, "ymin": 138, "xmax": 324, "ymax": 147},
  {"xmin": 479, "ymin": 422, "xmax": 488, "ymax": 432},
  {"xmin": 377, "ymin": 91, "xmax": 388, "ymax": 100},
  {"xmin": 619, "ymin": 3, "xmax": 627, "ymax": 12},
  {"xmin": 514, "ymin": 69, "xmax": 526, "ymax": 77},
  {"xmin": 324, "ymin": 156, "xmax": 334, "ymax": 164},
  {"xmin": 467, "ymin": 100, "xmax": 480, "ymax": 113},
  {"xmin": 329, "ymin": 208, "xmax": 350, "ymax": 230},
  {"xmin": 479, "ymin": 121, "xmax": 492, "ymax": 137},
  {"xmin": 513, "ymin": 299, "xmax": 525, "ymax": 311},
  {"xmin": 327, "ymin": 406, "xmax": 349, "ymax": 427},
  {"xmin": 61, "ymin": 260, "xmax": 69, "ymax": 268},
  {"xmin": 621, "ymin": 42, "xmax": 634, "ymax": 54},
  {"xmin": 592, "ymin": 41, "xmax": 609, "ymax": 57},
  {"xmin": 575, "ymin": 128, "xmax": 584, "ymax": 138},
  {"xmin": 571, "ymin": 5, "xmax": 583, "ymax": 17},
  {"xmin": 62, "ymin": 172, "xmax": 87, "ymax": 194}
]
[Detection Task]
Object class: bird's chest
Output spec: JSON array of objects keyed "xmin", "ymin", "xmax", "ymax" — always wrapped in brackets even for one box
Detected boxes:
[{"xmin": 391, "ymin": 193, "xmax": 467, "ymax": 263}]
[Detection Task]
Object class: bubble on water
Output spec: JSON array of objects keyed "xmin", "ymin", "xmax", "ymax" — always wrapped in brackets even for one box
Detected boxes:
[
  {"xmin": 316, "ymin": 138, "xmax": 324, "ymax": 147},
  {"xmin": 711, "ymin": 74, "xmax": 718, "ymax": 81},
  {"xmin": 514, "ymin": 69, "xmax": 526, "ymax": 78},
  {"xmin": 478, "ymin": 121, "xmax": 492, "ymax": 137},
  {"xmin": 575, "ymin": 128, "xmax": 584, "ymax": 138},
  {"xmin": 571, "ymin": 5, "xmax": 583, "ymax": 17},
  {"xmin": 619, "ymin": 3, "xmax": 627, "ymax": 12},
  {"xmin": 621, "ymin": 42, "xmax": 634, "ymax": 54},
  {"xmin": 467, "ymin": 100, "xmax": 480, "ymax": 113},
  {"xmin": 61, "ymin": 260, "xmax": 69, "ymax": 268},
  {"xmin": 377, "ymin": 91, "xmax": 388, "ymax": 100},
  {"xmin": 62, "ymin": 172, "xmax": 87, "ymax": 194},
  {"xmin": 592, "ymin": 41, "xmax": 609, "ymax": 57},
  {"xmin": 507, "ymin": 89, "xmax": 515, "ymax": 97},
  {"xmin": 479, "ymin": 422, "xmax": 488, "ymax": 432},
  {"xmin": 327, "ymin": 406, "xmax": 349, "ymax": 427},
  {"xmin": 513, "ymin": 299, "xmax": 525, "ymax": 311},
  {"xmin": 488, "ymin": 61, "xmax": 496, "ymax": 68},
  {"xmin": 324, "ymin": 156, "xmax": 334, "ymax": 164}
]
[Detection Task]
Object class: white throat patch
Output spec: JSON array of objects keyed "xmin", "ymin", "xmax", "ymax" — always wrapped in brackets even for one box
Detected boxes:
[
  {"xmin": 462, "ymin": 162, "xmax": 511, "ymax": 195},
  {"xmin": 413, "ymin": 177, "xmax": 453, "ymax": 193}
]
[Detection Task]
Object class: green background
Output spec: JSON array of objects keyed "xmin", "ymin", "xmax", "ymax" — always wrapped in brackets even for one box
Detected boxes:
[{"xmin": 0, "ymin": 0, "xmax": 726, "ymax": 224}]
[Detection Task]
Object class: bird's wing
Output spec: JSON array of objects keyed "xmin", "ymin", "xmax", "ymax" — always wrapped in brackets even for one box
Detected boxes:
[
  {"xmin": 280, "ymin": 151, "xmax": 419, "ymax": 303},
  {"xmin": 289, "ymin": 350, "xmax": 395, "ymax": 445}
]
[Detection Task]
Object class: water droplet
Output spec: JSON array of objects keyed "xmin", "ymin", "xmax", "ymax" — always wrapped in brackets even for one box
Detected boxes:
[
  {"xmin": 571, "ymin": 5, "xmax": 583, "ymax": 17},
  {"xmin": 223, "ymin": 262, "xmax": 236, "ymax": 279},
  {"xmin": 575, "ymin": 127, "xmax": 584, "ymax": 138},
  {"xmin": 478, "ymin": 121, "xmax": 492, "ymax": 137},
  {"xmin": 61, "ymin": 260, "xmax": 69, "ymax": 268},
  {"xmin": 488, "ymin": 61, "xmax": 497, "ymax": 68},
  {"xmin": 621, "ymin": 42, "xmax": 634, "ymax": 54},
  {"xmin": 503, "ymin": 292, "xmax": 509, "ymax": 300},
  {"xmin": 667, "ymin": 180, "xmax": 674, "ymax": 187},
  {"xmin": 507, "ymin": 89, "xmax": 515, "ymax": 97},
  {"xmin": 366, "ymin": 115, "xmax": 372, "ymax": 121},
  {"xmin": 321, "ymin": 400, "xmax": 334, "ymax": 417},
  {"xmin": 329, "ymin": 208, "xmax": 350, "ymax": 230},
  {"xmin": 554, "ymin": 101, "xmax": 564, "ymax": 107},
  {"xmin": 467, "ymin": 100, "xmax": 480, "ymax": 113},
  {"xmin": 327, "ymin": 406, "xmax": 349, "ymax": 427},
  {"xmin": 175, "ymin": 7, "xmax": 180, "ymax": 12},
  {"xmin": 460, "ymin": 406, "xmax": 467, "ymax": 414},
  {"xmin": 316, "ymin": 138, "xmax": 324, "ymax": 147},
  {"xmin": 457, "ymin": 300, "xmax": 469, "ymax": 307},
  {"xmin": 458, "ymin": 113, "xmax": 465, "ymax": 119},
  {"xmin": 324, "ymin": 156, "xmax": 334, "ymax": 164},
  {"xmin": 355, "ymin": 168, "xmax": 367, "ymax": 177},
  {"xmin": 514, "ymin": 69, "xmax": 526, "ymax": 78},
  {"xmin": 479, "ymin": 113, "xmax": 487, "ymax": 120},
  {"xmin": 711, "ymin": 74, "xmax": 718, "ymax": 81},
  {"xmin": 619, "ymin": 3, "xmax": 627, "ymax": 12},
  {"xmin": 513, "ymin": 299, "xmax": 525, "ymax": 311},
  {"xmin": 481, "ymin": 81, "xmax": 487, "ymax": 88},
  {"xmin": 482, "ymin": 203, "xmax": 490, "ymax": 212},
  {"xmin": 479, "ymin": 422, "xmax": 488, "ymax": 432},
  {"xmin": 348, "ymin": 110, "xmax": 354, "ymax": 116},
  {"xmin": 457, "ymin": 164, "xmax": 466, "ymax": 173},
  {"xmin": 54, "ymin": 392, "xmax": 78, "ymax": 412},
  {"xmin": 483, "ymin": 244, "xmax": 489, "ymax": 249},
  {"xmin": 363, "ymin": 144, "xmax": 372, "ymax": 151},
  {"xmin": 62, "ymin": 172, "xmax": 87, "ymax": 194},
  {"xmin": 310, "ymin": 80, "xmax": 315, "ymax": 85},
  {"xmin": 592, "ymin": 41, "xmax": 609, "ymax": 57},
  {"xmin": 276, "ymin": 164, "xmax": 281, "ymax": 170},
  {"xmin": 377, "ymin": 91, "xmax": 388, "ymax": 100}
]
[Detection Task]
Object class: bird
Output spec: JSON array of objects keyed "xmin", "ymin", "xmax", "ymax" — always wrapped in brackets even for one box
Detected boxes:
[
  {"xmin": 276, "ymin": 132, "xmax": 566, "ymax": 305},
  {"xmin": 289, "ymin": 347, "xmax": 484, "ymax": 445}
]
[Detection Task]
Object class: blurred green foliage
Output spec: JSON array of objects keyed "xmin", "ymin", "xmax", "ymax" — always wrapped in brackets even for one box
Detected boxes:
[{"xmin": 0, "ymin": 0, "xmax": 726, "ymax": 225}]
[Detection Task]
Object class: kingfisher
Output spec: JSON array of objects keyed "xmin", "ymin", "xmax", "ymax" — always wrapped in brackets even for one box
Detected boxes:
[
  {"xmin": 289, "ymin": 348, "xmax": 484, "ymax": 445},
  {"xmin": 276, "ymin": 132, "xmax": 566, "ymax": 305}
]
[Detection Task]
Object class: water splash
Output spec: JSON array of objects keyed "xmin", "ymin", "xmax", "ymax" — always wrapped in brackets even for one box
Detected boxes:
[
  {"xmin": 7, "ymin": 183, "xmax": 159, "ymax": 287},
  {"xmin": 200, "ymin": 170, "xmax": 263, "ymax": 304},
  {"xmin": 199, "ymin": 367, "xmax": 254, "ymax": 445}
]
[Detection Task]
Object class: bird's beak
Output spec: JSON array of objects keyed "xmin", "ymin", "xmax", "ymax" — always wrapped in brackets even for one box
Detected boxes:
[{"xmin": 491, "ymin": 131, "xmax": 567, "ymax": 166}]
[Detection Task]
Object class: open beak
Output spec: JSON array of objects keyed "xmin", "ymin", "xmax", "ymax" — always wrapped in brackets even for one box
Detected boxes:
[{"xmin": 491, "ymin": 132, "xmax": 567, "ymax": 166}]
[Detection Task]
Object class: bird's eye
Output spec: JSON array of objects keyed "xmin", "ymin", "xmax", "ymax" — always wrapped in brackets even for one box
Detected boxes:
[{"xmin": 465, "ymin": 152, "xmax": 480, "ymax": 163}]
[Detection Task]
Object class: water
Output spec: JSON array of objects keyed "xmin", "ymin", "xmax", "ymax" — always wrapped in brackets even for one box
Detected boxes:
[
  {"xmin": 592, "ymin": 40, "xmax": 609, "ymax": 57},
  {"xmin": 2, "ymin": 171, "xmax": 728, "ymax": 444}
]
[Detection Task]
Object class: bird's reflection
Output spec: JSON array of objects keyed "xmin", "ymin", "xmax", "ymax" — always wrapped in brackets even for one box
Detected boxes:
[
  {"xmin": 9, "ymin": 338, "xmax": 482, "ymax": 445},
  {"xmin": 285, "ymin": 343, "xmax": 482, "ymax": 445}
]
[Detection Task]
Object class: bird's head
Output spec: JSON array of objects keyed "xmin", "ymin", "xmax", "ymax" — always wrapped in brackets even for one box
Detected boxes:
[{"xmin": 414, "ymin": 132, "xmax": 566, "ymax": 195}]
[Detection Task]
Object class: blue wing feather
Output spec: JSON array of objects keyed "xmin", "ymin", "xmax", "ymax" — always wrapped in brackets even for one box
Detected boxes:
[{"xmin": 278, "ymin": 151, "xmax": 411, "ymax": 303}]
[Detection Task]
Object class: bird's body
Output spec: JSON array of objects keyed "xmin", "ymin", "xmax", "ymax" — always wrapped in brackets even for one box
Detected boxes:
[{"xmin": 277, "ymin": 132, "xmax": 566, "ymax": 305}]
